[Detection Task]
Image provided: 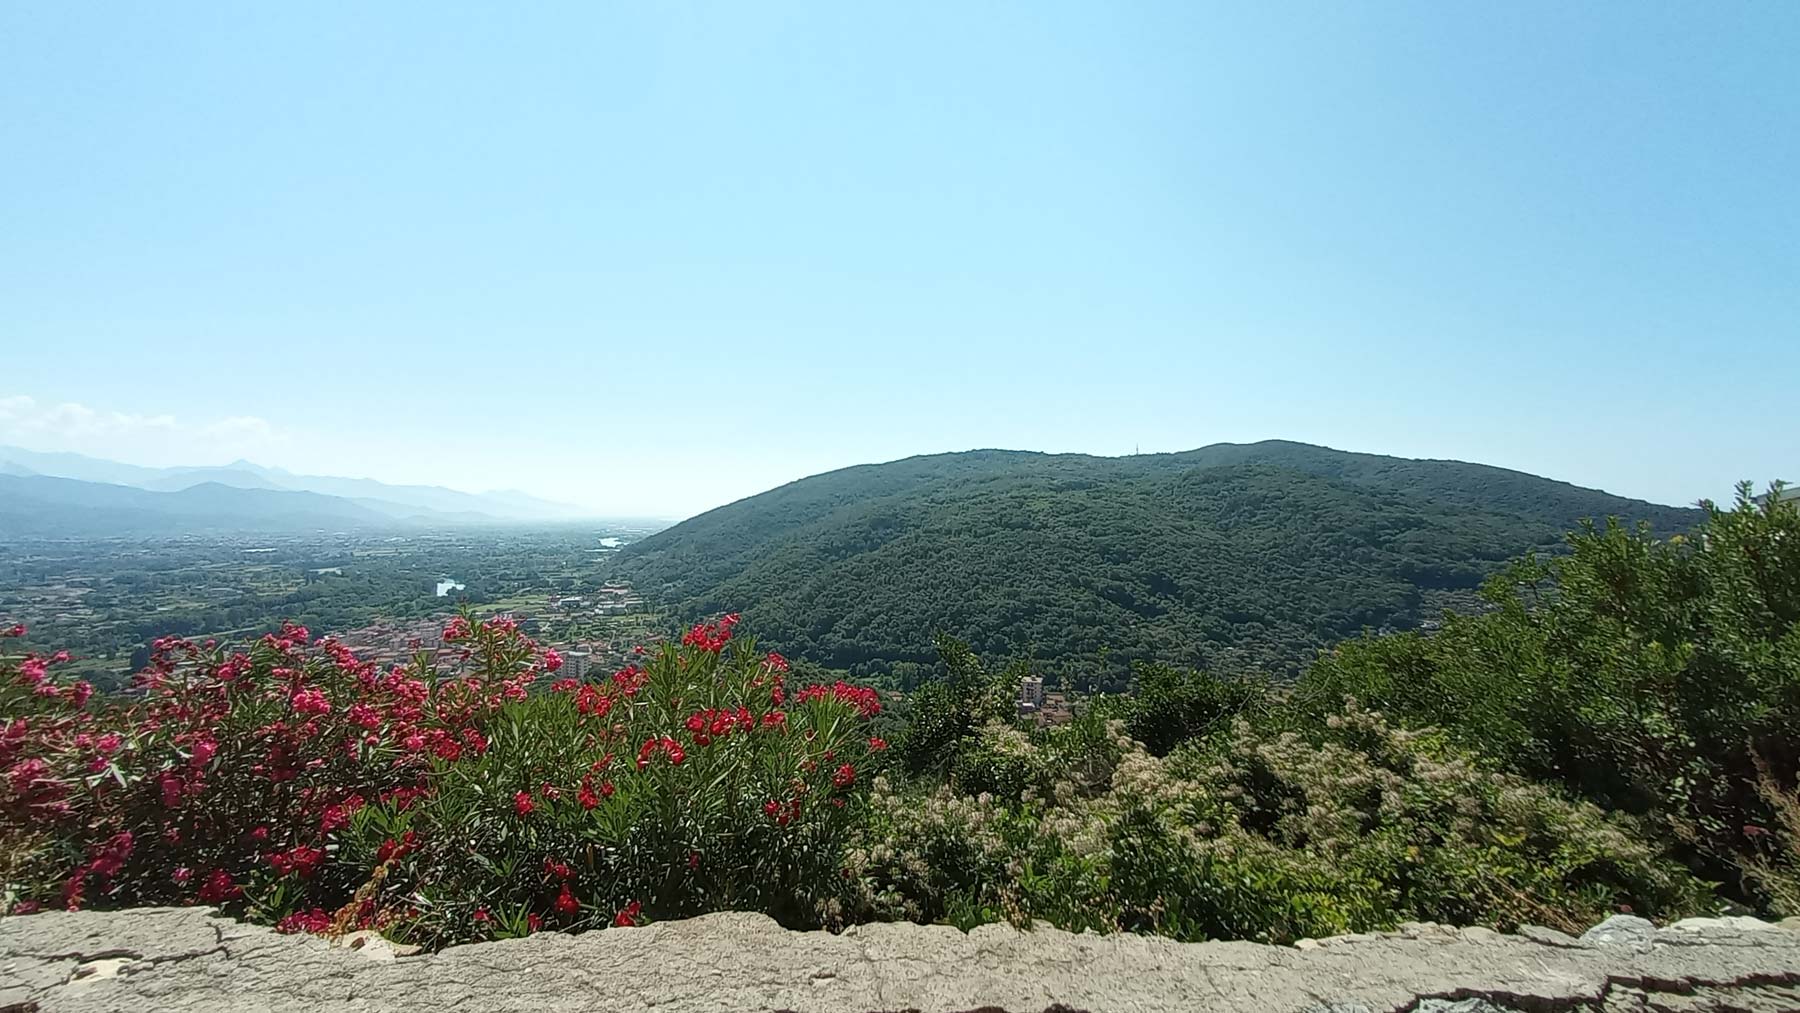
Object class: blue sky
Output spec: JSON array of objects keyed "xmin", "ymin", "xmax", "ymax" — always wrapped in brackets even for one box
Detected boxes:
[{"xmin": 2, "ymin": 3, "xmax": 1794, "ymax": 518}]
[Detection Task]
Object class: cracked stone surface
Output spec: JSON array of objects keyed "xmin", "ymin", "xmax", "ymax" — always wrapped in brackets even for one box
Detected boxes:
[{"xmin": 2, "ymin": 909, "xmax": 1798, "ymax": 1012}]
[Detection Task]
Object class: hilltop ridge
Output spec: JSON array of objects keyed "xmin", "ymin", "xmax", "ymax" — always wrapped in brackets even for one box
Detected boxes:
[{"xmin": 614, "ymin": 441, "xmax": 1701, "ymax": 681}]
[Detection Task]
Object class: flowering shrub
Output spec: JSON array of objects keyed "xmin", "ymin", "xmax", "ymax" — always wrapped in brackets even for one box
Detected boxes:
[
  {"xmin": 339, "ymin": 623, "xmax": 885, "ymax": 947},
  {"xmin": 842, "ymin": 704, "xmax": 1713, "ymax": 942},
  {"xmin": 0, "ymin": 613, "xmax": 886, "ymax": 946},
  {"xmin": 0, "ymin": 617, "xmax": 526, "ymax": 926}
]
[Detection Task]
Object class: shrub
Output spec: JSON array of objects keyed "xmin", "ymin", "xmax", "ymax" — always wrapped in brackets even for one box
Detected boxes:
[
  {"xmin": 344, "ymin": 632, "xmax": 887, "ymax": 946},
  {"xmin": 1120, "ymin": 660, "xmax": 1267, "ymax": 756},
  {"xmin": 0, "ymin": 613, "xmax": 887, "ymax": 946},
  {"xmin": 1295, "ymin": 483, "xmax": 1800, "ymax": 905},
  {"xmin": 843, "ymin": 706, "xmax": 1712, "ymax": 942},
  {"xmin": 1, "ymin": 619, "xmax": 504, "ymax": 925}
]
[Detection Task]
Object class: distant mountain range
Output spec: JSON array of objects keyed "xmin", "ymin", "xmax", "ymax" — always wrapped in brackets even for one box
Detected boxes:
[
  {"xmin": 613, "ymin": 440, "xmax": 1705, "ymax": 683},
  {"xmin": 0, "ymin": 445, "xmax": 599, "ymax": 535}
]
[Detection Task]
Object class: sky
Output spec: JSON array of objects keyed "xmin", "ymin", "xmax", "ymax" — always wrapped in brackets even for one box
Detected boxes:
[{"xmin": 2, "ymin": 3, "xmax": 1795, "ymax": 519}]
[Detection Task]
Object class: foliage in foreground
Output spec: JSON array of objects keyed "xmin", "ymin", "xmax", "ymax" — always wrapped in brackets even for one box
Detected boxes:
[
  {"xmin": 868, "ymin": 681, "xmax": 1709, "ymax": 941},
  {"xmin": 1295, "ymin": 483, "xmax": 1800, "ymax": 910},
  {"xmin": 0, "ymin": 613, "xmax": 884, "ymax": 944}
]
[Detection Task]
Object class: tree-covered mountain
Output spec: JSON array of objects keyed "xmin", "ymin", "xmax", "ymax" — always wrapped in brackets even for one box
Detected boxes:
[{"xmin": 612, "ymin": 441, "xmax": 1702, "ymax": 685}]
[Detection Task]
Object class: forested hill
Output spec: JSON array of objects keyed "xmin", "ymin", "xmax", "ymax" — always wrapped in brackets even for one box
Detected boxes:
[{"xmin": 612, "ymin": 441, "xmax": 1702, "ymax": 685}]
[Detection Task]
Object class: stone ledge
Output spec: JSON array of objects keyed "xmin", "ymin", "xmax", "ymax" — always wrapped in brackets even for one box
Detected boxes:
[{"xmin": 2, "ymin": 909, "xmax": 1797, "ymax": 1013}]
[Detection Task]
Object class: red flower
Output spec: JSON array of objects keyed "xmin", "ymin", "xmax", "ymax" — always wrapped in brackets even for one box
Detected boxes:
[
  {"xmin": 442, "ymin": 617, "xmax": 472, "ymax": 642},
  {"xmin": 267, "ymin": 845, "xmax": 326, "ymax": 879},
  {"xmin": 375, "ymin": 831, "xmax": 419, "ymax": 864},
  {"xmin": 276, "ymin": 908, "xmax": 333, "ymax": 935},
  {"xmin": 543, "ymin": 857, "xmax": 573, "ymax": 879},
  {"xmin": 196, "ymin": 869, "xmax": 242, "ymax": 904},
  {"xmin": 514, "ymin": 790, "xmax": 535, "ymax": 816},
  {"xmin": 680, "ymin": 614, "xmax": 740, "ymax": 652},
  {"xmin": 868, "ymin": 736, "xmax": 888, "ymax": 751},
  {"xmin": 1, "ymin": 623, "xmax": 24, "ymax": 638},
  {"xmin": 832, "ymin": 763, "xmax": 856, "ymax": 789},
  {"xmin": 555, "ymin": 884, "xmax": 579, "ymax": 915},
  {"xmin": 795, "ymin": 681, "xmax": 882, "ymax": 718},
  {"xmin": 613, "ymin": 900, "xmax": 642, "ymax": 927},
  {"xmin": 577, "ymin": 776, "xmax": 601, "ymax": 810},
  {"xmin": 472, "ymin": 908, "xmax": 491, "ymax": 923},
  {"xmin": 573, "ymin": 684, "xmax": 606, "ymax": 717},
  {"xmin": 527, "ymin": 913, "xmax": 543, "ymax": 933},
  {"xmin": 542, "ymin": 649, "xmax": 564, "ymax": 672}
]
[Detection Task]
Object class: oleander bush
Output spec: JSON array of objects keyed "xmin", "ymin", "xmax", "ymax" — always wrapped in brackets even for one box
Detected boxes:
[{"xmin": 0, "ymin": 613, "xmax": 886, "ymax": 944}]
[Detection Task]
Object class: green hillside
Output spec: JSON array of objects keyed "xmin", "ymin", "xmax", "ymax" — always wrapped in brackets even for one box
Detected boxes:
[{"xmin": 612, "ymin": 441, "xmax": 1702, "ymax": 684}]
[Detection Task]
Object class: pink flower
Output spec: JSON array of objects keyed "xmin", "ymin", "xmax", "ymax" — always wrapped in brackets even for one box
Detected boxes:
[
  {"xmin": 18, "ymin": 657, "xmax": 47, "ymax": 686},
  {"xmin": 291, "ymin": 688, "xmax": 330, "ymax": 716},
  {"xmin": 1, "ymin": 623, "xmax": 25, "ymax": 638}
]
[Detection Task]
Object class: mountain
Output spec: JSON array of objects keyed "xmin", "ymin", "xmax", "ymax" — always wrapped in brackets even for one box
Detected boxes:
[
  {"xmin": 612, "ymin": 441, "xmax": 1704, "ymax": 684},
  {"xmin": 0, "ymin": 474, "xmax": 396, "ymax": 535},
  {"xmin": 0, "ymin": 445, "xmax": 166, "ymax": 487},
  {"xmin": 139, "ymin": 467, "xmax": 288, "ymax": 493},
  {"xmin": 0, "ymin": 446, "xmax": 592, "ymax": 523}
]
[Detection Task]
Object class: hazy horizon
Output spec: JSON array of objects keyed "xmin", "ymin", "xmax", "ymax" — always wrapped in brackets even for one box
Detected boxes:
[
  {"xmin": 4, "ymin": 4, "xmax": 1794, "ymax": 517},
  {"xmin": 0, "ymin": 430, "xmax": 1746, "ymax": 520}
]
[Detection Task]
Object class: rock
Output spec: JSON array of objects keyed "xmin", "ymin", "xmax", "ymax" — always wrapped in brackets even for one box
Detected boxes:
[
  {"xmin": 4, "ymin": 907, "xmax": 1800, "ymax": 1012},
  {"xmin": 1780, "ymin": 916, "xmax": 1800, "ymax": 933},
  {"xmin": 1515, "ymin": 924, "xmax": 1580, "ymax": 947},
  {"xmin": 334, "ymin": 929, "xmax": 421, "ymax": 961},
  {"xmin": 1456, "ymin": 926, "xmax": 1505, "ymax": 945},
  {"xmin": 1580, "ymin": 913, "xmax": 1658, "ymax": 949},
  {"xmin": 1412, "ymin": 1000, "xmax": 1522, "ymax": 1013}
]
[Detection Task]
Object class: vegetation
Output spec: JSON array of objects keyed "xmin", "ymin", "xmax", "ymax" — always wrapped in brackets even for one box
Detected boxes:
[
  {"xmin": 614, "ymin": 442, "xmax": 1699, "ymax": 687},
  {"xmin": 1294, "ymin": 483, "xmax": 1800, "ymax": 907},
  {"xmin": 2, "ymin": 480, "xmax": 1793, "ymax": 951}
]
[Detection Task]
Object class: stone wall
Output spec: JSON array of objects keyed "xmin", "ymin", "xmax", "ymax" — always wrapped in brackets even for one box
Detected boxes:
[{"xmin": 3, "ymin": 908, "xmax": 1799, "ymax": 1013}]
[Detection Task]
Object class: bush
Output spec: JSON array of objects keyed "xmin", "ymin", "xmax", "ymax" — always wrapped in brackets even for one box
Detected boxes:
[
  {"xmin": 0, "ymin": 613, "xmax": 887, "ymax": 945},
  {"xmin": 842, "ymin": 705, "xmax": 1710, "ymax": 942},
  {"xmin": 1120, "ymin": 660, "xmax": 1267, "ymax": 756},
  {"xmin": 1295, "ymin": 484, "xmax": 1800, "ymax": 906}
]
